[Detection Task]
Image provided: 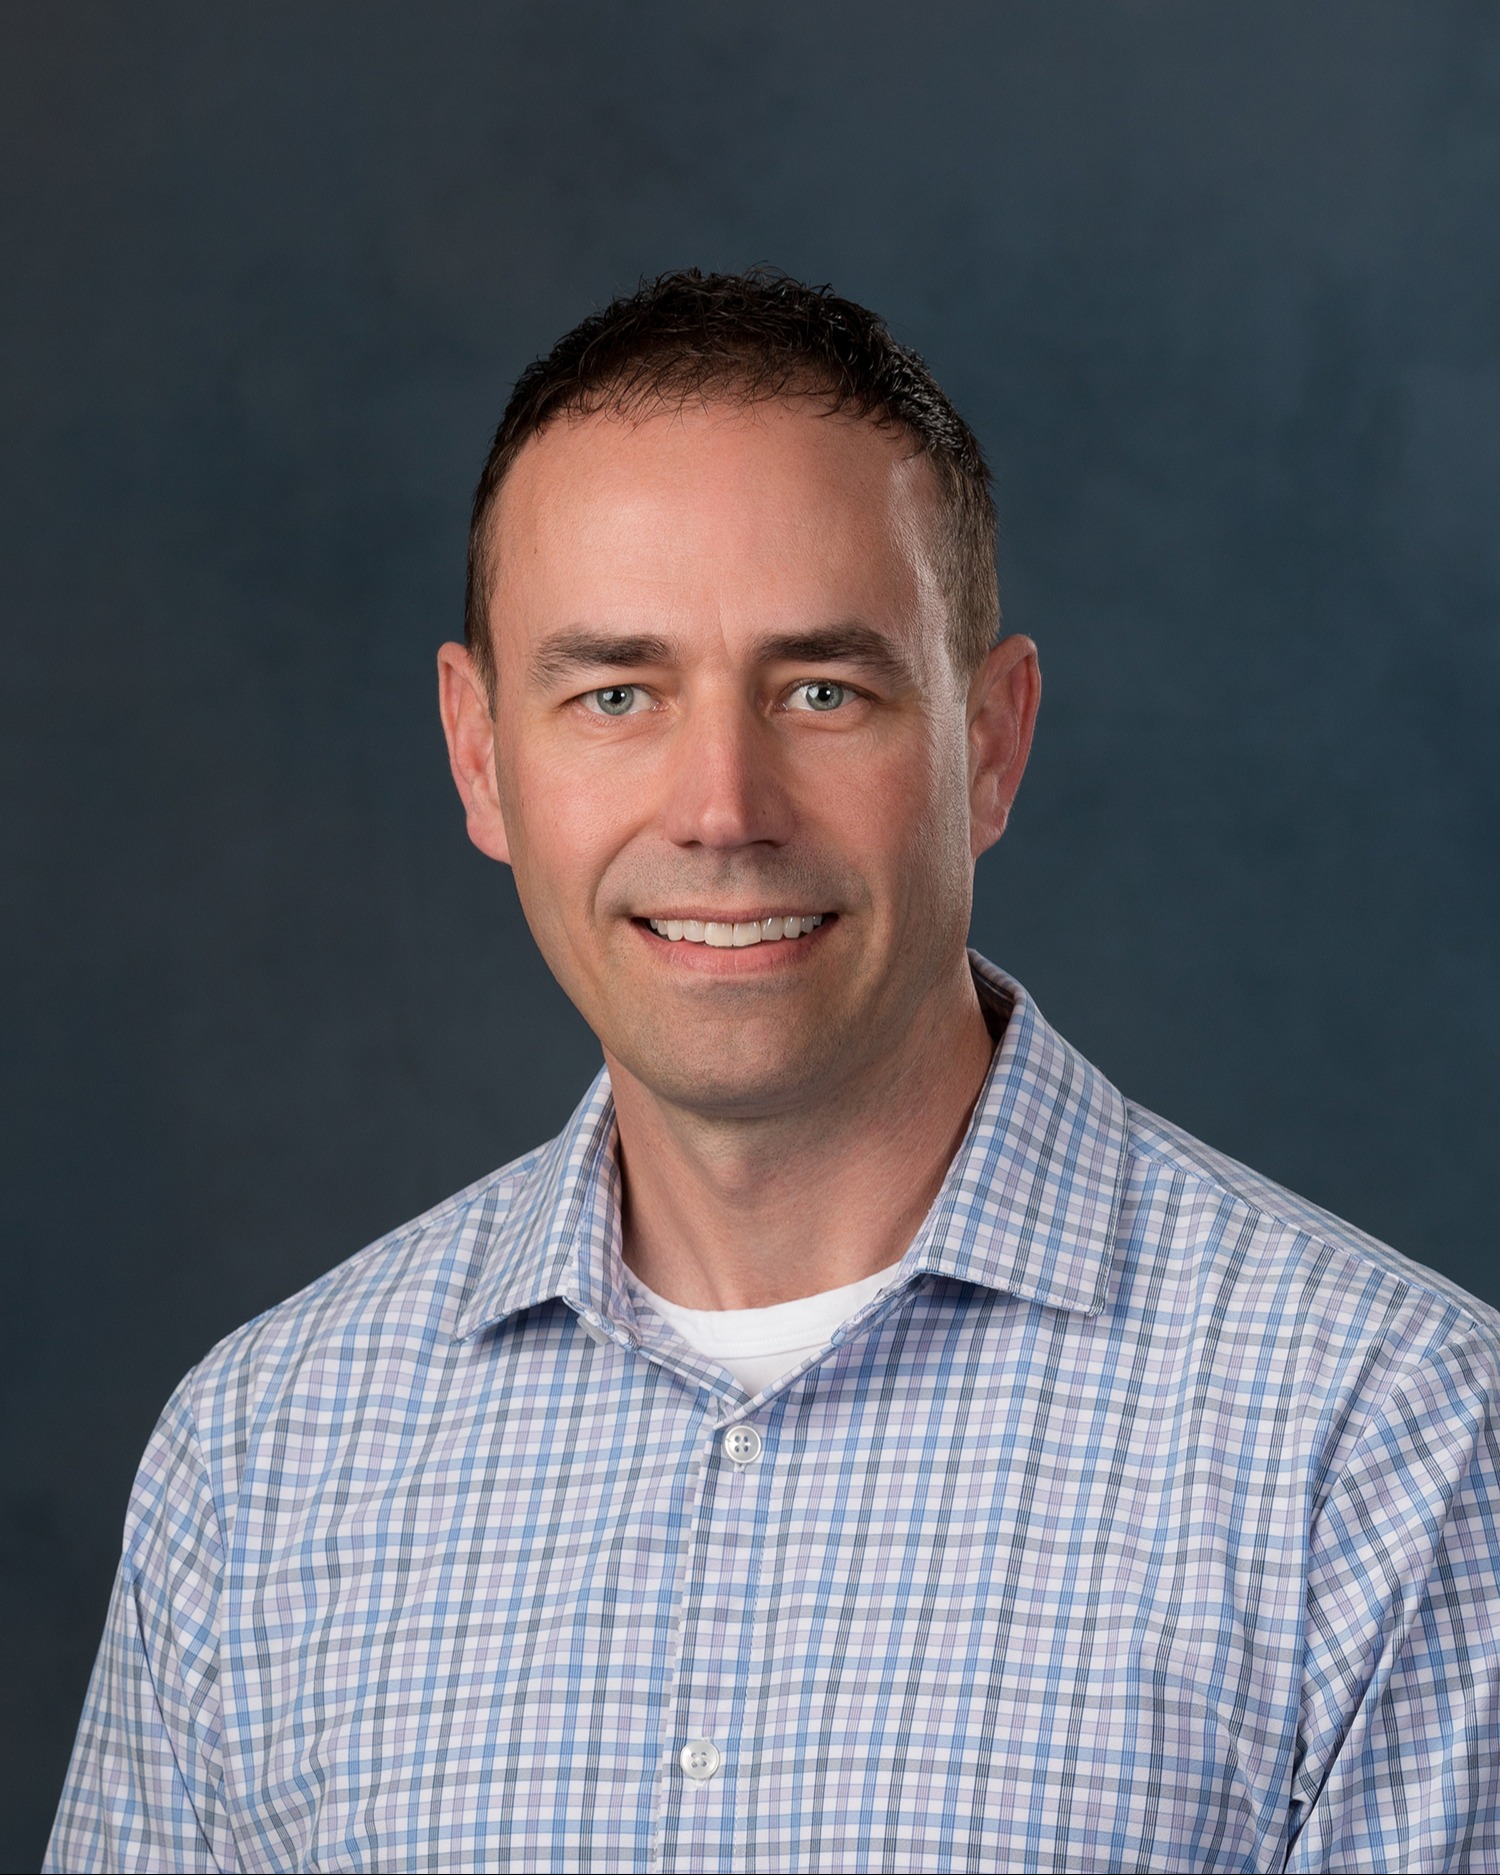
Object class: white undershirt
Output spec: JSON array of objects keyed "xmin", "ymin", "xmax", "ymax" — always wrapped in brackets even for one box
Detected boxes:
[{"xmin": 630, "ymin": 1262, "xmax": 905, "ymax": 1394}]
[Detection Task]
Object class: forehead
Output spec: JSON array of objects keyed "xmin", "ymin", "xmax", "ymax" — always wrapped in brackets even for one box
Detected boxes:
[{"xmin": 483, "ymin": 399, "xmax": 944, "ymax": 653}]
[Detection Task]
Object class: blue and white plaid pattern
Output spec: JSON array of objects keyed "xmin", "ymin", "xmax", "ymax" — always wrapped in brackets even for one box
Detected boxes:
[{"xmin": 48, "ymin": 956, "xmax": 1500, "ymax": 1872}]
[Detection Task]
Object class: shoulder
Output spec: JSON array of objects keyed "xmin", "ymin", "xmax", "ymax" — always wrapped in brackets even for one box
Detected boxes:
[
  {"xmin": 164, "ymin": 1146, "xmax": 549, "ymax": 1476},
  {"xmin": 1120, "ymin": 1099, "xmax": 1500, "ymax": 1387}
]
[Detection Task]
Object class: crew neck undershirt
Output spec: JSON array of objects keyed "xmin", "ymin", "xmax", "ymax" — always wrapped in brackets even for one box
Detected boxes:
[{"xmin": 629, "ymin": 1261, "xmax": 906, "ymax": 1394}]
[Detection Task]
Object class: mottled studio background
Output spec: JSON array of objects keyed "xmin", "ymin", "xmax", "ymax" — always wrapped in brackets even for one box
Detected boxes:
[{"xmin": 3, "ymin": 3, "xmax": 1498, "ymax": 1864}]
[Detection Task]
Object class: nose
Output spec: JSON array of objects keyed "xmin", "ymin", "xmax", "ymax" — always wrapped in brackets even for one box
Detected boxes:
[{"xmin": 660, "ymin": 689, "xmax": 794, "ymax": 851}]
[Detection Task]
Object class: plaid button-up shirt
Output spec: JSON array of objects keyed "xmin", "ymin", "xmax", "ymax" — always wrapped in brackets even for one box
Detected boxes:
[{"xmin": 48, "ymin": 956, "xmax": 1500, "ymax": 1872}]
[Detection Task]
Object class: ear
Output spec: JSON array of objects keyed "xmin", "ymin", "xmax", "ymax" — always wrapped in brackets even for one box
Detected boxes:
[
  {"xmin": 967, "ymin": 634, "xmax": 1041, "ymax": 859},
  {"xmin": 437, "ymin": 642, "xmax": 513, "ymax": 866}
]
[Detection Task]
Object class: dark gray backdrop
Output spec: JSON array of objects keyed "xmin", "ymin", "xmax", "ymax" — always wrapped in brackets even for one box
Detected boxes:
[{"xmin": 4, "ymin": 3, "xmax": 1498, "ymax": 1865}]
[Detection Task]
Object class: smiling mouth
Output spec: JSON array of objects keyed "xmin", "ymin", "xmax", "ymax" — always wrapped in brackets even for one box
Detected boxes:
[{"xmin": 644, "ymin": 914, "xmax": 829, "ymax": 949}]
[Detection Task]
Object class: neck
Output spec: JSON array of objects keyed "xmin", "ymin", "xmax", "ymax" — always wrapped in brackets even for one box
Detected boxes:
[{"xmin": 609, "ymin": 959, "xmax": 998, "ymax": 1309}]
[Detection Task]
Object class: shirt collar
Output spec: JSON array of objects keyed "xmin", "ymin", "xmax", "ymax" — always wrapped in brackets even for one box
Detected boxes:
[
  {"xmin": 452, "ymin": 952, "xmax": 1129, "ymax": 1341},
  {"xmin": 904, "ymin": 952, "xmax": 1128, "ymax": 1313}
]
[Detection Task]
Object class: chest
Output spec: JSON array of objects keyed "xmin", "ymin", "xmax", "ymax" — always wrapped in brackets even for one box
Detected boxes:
[{"xmin": 217, "ymin": 1307, "xmax": 1309, "ymax": 1872}]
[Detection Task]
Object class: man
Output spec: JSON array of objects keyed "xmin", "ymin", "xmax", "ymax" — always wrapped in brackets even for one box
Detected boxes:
[{"xmin": 49, "ymin": 270, "xmax": 1500, "ymax": 1873}]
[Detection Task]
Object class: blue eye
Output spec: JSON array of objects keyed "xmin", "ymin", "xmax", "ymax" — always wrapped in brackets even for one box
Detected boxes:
[
  {"xmin": 586, "ymin": 685, "xmax": 645, "ymax": 716},
  {"xmin": 790, "ymin": 680, "xmax": 851, "ymax": 712}
]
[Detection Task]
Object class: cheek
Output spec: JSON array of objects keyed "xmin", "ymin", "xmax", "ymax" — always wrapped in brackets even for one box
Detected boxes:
[
  {"xmin": 497, "ymin": 739, "xmax": 624, "ymax": 908},
  {"xmin": 853, "ymin": 740, "xmax": 973, "ymax": 946},
  {"xmin": 812, "ymin": 725, "xmax": 965, "ymax": 861}
]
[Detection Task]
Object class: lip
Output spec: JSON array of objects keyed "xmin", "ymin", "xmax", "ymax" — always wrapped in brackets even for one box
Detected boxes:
[
  {"xmin": 629, "ymin": 912, "xmax": 836, "ymax": 972},
  {"xmin": 634, "ymin": 911, "xmax": 831, "ymax": 925}
]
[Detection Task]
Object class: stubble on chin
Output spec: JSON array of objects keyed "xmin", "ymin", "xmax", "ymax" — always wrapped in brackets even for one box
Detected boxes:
[{"xmin": 600, "ymin": 963, "xmax": 844, "ymax": 1119}]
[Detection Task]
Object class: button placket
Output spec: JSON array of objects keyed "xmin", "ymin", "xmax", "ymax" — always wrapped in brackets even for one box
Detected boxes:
[{"xmin": 653, "ymin": 1418, "xmax": 771, "ymax": 1866}]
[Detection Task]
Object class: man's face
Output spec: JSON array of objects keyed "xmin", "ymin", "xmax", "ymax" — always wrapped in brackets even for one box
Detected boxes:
[{"xmin": 445, "ymin": 398, "xmax": 1032, "ymax": 1122}]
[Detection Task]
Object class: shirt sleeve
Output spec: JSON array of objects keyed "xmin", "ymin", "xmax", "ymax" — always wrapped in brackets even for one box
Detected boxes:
[
  {"xmin": 45, "ymin": 1383, "xmax": 236, "ymax": 1874},
  {"xmin": 1287, "ymin": 1316, "xmax": 1500, "ymax": 1874}
]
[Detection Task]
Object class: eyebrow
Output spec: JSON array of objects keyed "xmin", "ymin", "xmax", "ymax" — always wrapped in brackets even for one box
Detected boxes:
[
  {"xmin": 530, "ymin": 631, "xmax": 674, "ymax": 685},
  {"xmin": 528, "ymin": 621, "xmax": 915, "ymax": 688},
  {"xmin": 752, "ymin": 625, "xmax": 914, "ymax": 685}
]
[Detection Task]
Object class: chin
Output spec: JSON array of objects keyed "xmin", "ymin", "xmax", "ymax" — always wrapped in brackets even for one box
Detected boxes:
[{"xmin": 609, "ymin": 1022, "xmax": 846, "ymax": 1119}]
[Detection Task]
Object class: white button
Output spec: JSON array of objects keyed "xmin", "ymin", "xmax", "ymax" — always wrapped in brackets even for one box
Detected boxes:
[
  {"xmin": 679, "ymin": 1738, "xmax": 721, "ymax": 1781},
  {"xmin": 722, "ymin": 1424, "xmax": 762, "ymax": 1467}
]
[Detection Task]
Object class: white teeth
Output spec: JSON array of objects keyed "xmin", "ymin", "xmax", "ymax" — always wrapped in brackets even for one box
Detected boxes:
[{"xmin": 647, "ymin": 914, "xmax": 825, "ymax": 947}]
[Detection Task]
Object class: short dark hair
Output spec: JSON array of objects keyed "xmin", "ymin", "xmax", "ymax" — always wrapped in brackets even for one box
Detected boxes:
[{"xmin": 464, "ymin": 268, "xmax": 999, "ymax": 694}]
